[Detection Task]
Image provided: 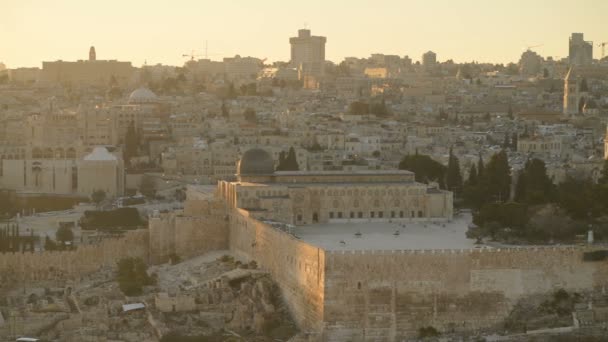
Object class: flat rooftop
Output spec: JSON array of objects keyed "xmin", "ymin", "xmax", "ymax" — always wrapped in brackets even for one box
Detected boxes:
[{"xmin": 293, "ymin": 214, "xmax": 477, "ymax": 251}]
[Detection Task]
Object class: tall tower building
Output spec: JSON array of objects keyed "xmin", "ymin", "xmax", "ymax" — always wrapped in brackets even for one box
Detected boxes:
[
  {"xmin": 422, "ymin": 51, "xmax": 437, "ymax": 68},
  {"xmin": 89, "ymin": 46, "xmax": 96, "ymax": 61},
  {"xmin": 289, "ymin": 29, "xmax": 326, "ymax": 77},
  {"xmin": 569, "ymin": 33, "xmax": 593, "ymax": 66},
  {"xmin": 563, "ymin": 66, "xmax": 588, "ymax": 116}
]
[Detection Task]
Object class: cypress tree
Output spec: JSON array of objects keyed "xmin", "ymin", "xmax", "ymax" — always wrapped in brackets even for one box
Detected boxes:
[
  {"xmin": 485, "ymin": 150, "xmax": 511, "ymax": 202},
  {"xmin": 477, "ymin": 153, "xmax": 484, "ymax": 180},
  {"xmin": 467, "ymin": 164, "xmax": 478, "ymax": 186},
  {"xmin": 284, "ymin": 147, "xmax": 299, "ymax": 171},
  {"xmin": 276, "ymin": 151, "xmax": 287, "ymax": 171},
  {"xmin": 446, "ymin": 147, "xmax": 463, "ymax": 193}
]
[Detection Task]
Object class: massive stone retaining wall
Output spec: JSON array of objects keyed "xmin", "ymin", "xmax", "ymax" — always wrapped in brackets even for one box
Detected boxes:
[
  {"xmin": 0, "ymin": 229, "xmax": 148, "ymax": 284},
  {"xmin": 322, "ymin": 247, "xmax": 608, "ymax": 341},
  {"xmin": 148, "ymin": 198, "xmax": 228, "ymax": 264},
  {"xmin": 229, "ymin": 209, "xmax": 326, "ymax": 333}
]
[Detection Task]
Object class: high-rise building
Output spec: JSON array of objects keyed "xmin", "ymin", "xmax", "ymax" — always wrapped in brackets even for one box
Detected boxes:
[
  {"xmin": 518, "ymin": 49, "xmax": 542, "ymax": 76},
  {"xmin": 569, "ymin": 33, "xmax": 593, "ymax": 66},
  {"xmin": 422, "ymin": 51, "xmax": 437, "ymax": 67},
  {"xmin": 289, "ymin": 29, "xmax": 326, "ymax": 77}
]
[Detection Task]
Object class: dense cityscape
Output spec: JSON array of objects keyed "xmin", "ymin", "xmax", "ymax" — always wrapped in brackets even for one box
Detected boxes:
[{"xmin": 1, "ymin": 8, "xmax": 608, "ymax": 341}]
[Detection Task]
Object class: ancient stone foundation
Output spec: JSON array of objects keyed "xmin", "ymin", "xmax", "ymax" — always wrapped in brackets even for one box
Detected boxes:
[{"xmin": 0, "ymin": 229, "xmax": 148, "ymax": 284}]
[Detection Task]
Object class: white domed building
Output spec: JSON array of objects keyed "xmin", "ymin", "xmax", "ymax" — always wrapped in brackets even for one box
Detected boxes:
[
  {"xmin": 77, "ymin": 146, "xmax": 124, "ymax": 198},
  {"xmin": 128, "ymin": 87, "xmax": 159, "ymax": 105}
]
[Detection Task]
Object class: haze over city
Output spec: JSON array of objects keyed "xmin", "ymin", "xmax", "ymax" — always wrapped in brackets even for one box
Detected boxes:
[
  {"xmin": 3, "ymin": 0, "xmax": 608, "ymax": 68},
  {"xmin": 2, "ymin": 1, "xmax": 608, "ymax": 341}
]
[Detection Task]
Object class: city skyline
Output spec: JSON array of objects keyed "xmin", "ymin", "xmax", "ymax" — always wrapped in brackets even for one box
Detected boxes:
[{"xmin": 3, "ymin": 0, "xmax": 608, "ymax": 68}]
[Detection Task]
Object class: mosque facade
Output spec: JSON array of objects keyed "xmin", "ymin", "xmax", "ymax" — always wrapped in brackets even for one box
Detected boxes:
[{"xmin": 218, "ymin": 148, "xmax": 453, "ymax": 225}]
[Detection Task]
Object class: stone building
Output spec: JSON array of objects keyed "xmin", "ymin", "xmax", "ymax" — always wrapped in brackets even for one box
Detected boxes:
[
  {"xmin": 40, "ymin": 47, "xmax": 133, "ymax": 86},
  {"xmin": 217, "ymin": 148, "xmax": 453, "ymax": 225},
  {"xmin": 77, "ymin": 146, "xmax": 125, "ymax": 198}
]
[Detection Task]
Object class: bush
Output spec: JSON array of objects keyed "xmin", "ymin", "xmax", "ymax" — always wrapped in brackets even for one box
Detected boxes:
[
  {"xmin": 116, "ymin": 257, "xmax": 154, "ymax": 296},
  {"xmin": 80, "ymin": 208, "xmax": 145, "ymax": 230},
  {"xmin": 583, "ymin": 250, "xmax": 608, "ymax": 262},
  {"xmin": 418, "ymin": 326, "xmax": 440, "ymax": 338}
]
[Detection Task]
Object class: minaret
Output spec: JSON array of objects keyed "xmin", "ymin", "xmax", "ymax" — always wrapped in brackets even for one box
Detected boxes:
[{"xmin": 89, "ymin": 46, "xmax": 96, "ymax": 61}]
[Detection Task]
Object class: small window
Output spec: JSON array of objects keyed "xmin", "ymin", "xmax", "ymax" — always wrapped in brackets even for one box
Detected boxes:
[
  {"xmin": 411, "ymin": 211, "xmax": 415, "ymax": 218},
  {"xmin": 370, "ymin": 211, "xmax": 375, "ymax": 218},
  {"xmin": 357, "ymin": 282, "xmax": 362, "ymax": 290},
  {"xmin": 391, "ymin": 211, "xmax": 395, "ymax": 218},
  {"xmin": 358, "ymin": 212, "xmax": 363, "ymax": 218},
  {"xmin": 329, "ymin": 212, "xmax": 334, "ymax": 219},
  {"xmin": 399, "ymin": 211, "xmax": 404, "ymax": 218},
  {"xmin": 337, "ymin": 212, "xmax": 343, "ymax": 219},
  {"xmin": 297, "ymin": 214, "xmax": 302, "ymax": 221},
  {"xmin": 379, "ymin": 211, "xmax": 384, "ymax": 218},
  {"xmin": 418, "ymin": 211, "xmax": 423, "ymax": 218},
  {"xmin": 350, "ymin": 212, "xmax": 354, "ymax": 218}
]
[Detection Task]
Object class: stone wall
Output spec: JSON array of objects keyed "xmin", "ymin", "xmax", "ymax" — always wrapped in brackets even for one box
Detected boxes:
[
  {"xmin": 323, "ymin": 247, "xmax": 608, "ymax": 341},
  {"xmin": 0, "ymin": 230, "xmax": 148, "ymax": 284},
  {"xmin": 229, "ymin": 209, "xmax": 326, "ymax": 333},
  {"xmin": 148, "ymin": 198, "xmax": 229, "ymax": 264}
]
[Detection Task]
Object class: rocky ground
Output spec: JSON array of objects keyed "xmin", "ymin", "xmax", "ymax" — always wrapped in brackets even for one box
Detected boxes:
[{"xmin": 0, "ymin": 251, "xmax": 299, "ymax": 341}]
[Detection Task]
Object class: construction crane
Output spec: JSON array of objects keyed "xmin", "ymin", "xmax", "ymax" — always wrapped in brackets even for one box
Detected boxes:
[
  {"xmin": 182, "ymin": 50, "xmax": 203, "ymax": 61},
  {"xmin": 598, "ymin": 42, "xmax": 608, "ymax": 59},
  {"xmin": 524, "ymin": 44, "xmax": 543, "ymax": 51}
]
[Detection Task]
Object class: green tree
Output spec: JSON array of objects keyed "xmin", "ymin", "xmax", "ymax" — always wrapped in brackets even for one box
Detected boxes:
[
  {"xmin": 116, "ymin": 257, "xmax": 154, "ymax": 296},
  {"xmin": 124, "ymin": 120, "xmax": 138, "ymax": 166},
  {"xmin": 44, "ymin": 236, "xmax": 58, "ymax": 251},
  {"xmin": 139, "ymin": 175, "xmax": 156, "ymax": 198},
  {"xmin": 56, "ymin": 226, "xmax": 74, "ymax": 244},
  {"xmin": 446, "ymin": 147, "xmax": 463, "ymax": 194},
  {"xmin": 91, "ymin": 190, "xmax": 106, "ymax": 207},
  {"xmin": 466, "ymin": 164, "xmax": 478, "ymax": 186},
  {"xmin": 484, "ymin": 150, "xmax": 511, "ymax": 202},
  {"xmin": 514, "ymin": 158, "xmax": 554, "ymax": 205},
  {"xmin": 557, "ymin": 177, "xmax": 599, "ymax": 219},
  {"xmin": 477, "ymin": 154, "xmax": 484, "ymax": 179},
  {"xmin": 277, "ymin": 147, "xmax": 299, "ymax": 171},
  {"xmin": 399, "ymin": 154, "xmax": 446, "ymax": 189}
]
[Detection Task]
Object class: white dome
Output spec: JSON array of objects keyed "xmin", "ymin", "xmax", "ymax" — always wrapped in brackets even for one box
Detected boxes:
[
  {"xmin": 83, "ymin": 147, "xmax": 117, "ymax": 161},
  {"xmin": 128, "ymin": 87, "xmax": 158, "ymax": 104}
]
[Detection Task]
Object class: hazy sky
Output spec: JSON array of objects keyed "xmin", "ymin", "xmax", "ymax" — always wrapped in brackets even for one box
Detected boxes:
[{"xmin": 2, "ymin": 0, "xmax": 607, "ymax": 68}]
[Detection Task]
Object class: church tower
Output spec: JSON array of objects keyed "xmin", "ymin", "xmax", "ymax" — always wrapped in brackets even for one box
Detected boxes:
[
  {"xmin": 563, "ymin": 66, "xmax": 587, "ymax": 116},
  {"xmin": 89, "ymin": 46, "xmax": 96, "ymax": 61}
]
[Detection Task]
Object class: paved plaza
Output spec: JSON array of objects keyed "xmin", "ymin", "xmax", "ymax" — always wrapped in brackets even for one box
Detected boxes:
[{"xmin": 293, "ymin": 213, "xmax": 479, "ymax": 251}]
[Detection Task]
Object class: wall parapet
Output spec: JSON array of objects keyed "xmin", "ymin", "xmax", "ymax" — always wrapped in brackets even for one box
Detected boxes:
[{"xmin": 325, "ymin": 245, "xmax": 597, "ymax": 255}]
